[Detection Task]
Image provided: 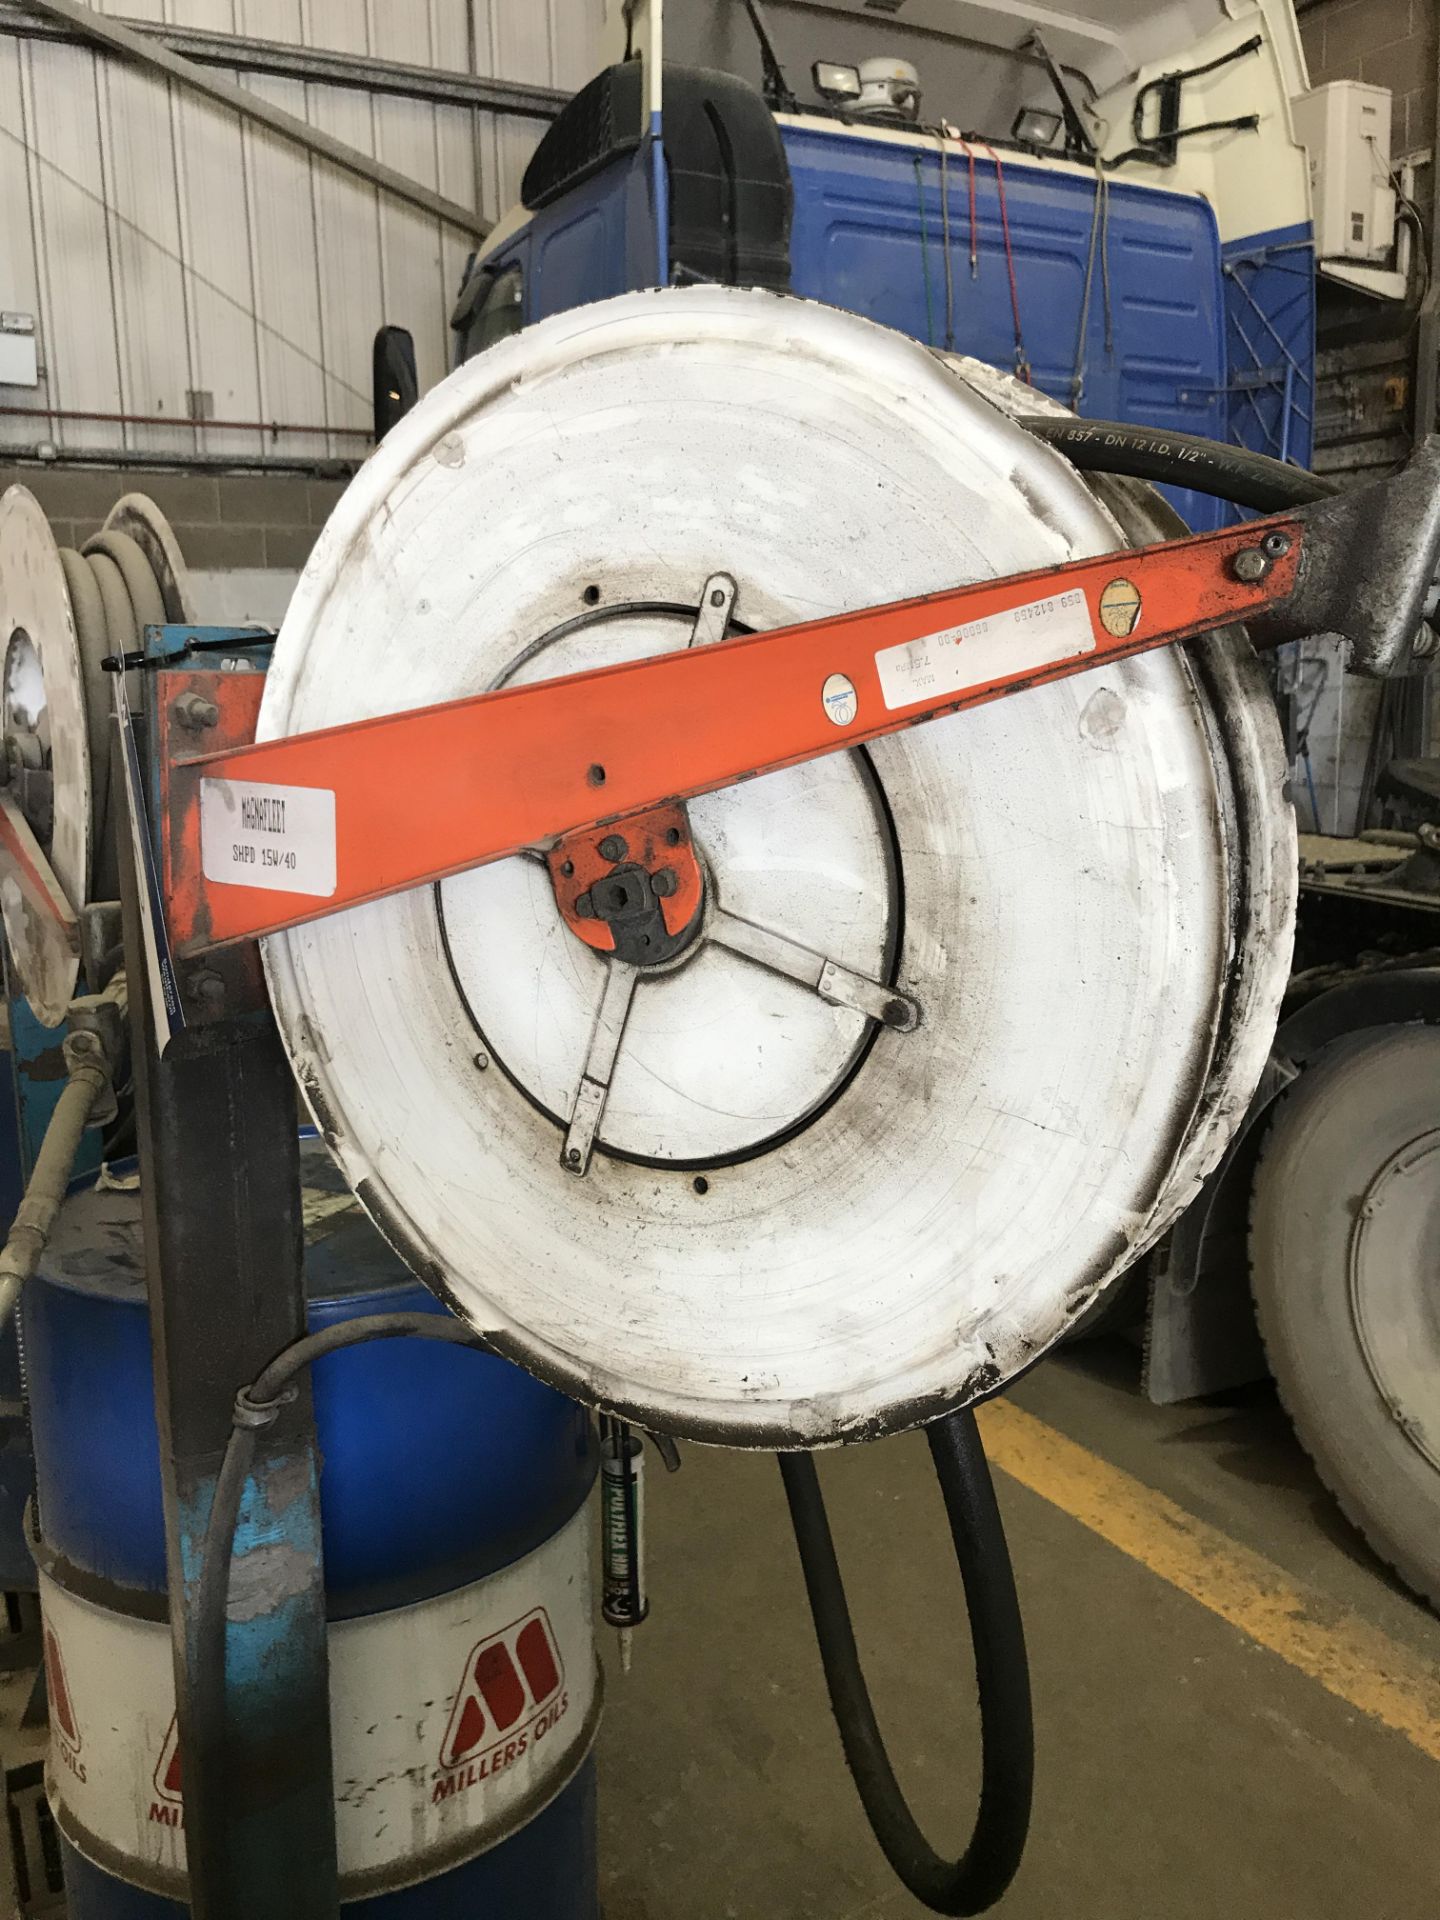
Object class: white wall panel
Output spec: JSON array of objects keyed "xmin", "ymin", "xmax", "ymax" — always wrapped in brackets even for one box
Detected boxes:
[
  {"xmin": 171, "ymin": 81, "xmax": 265, "ymax": 458},
  {"xmin": 97, "ymin": 59, "xmax": 194, "ymax": 453},
  {"xmin": 21, "ymin": 42, "xmax": 125, "ymax": 452},
  {"xmin": 300, "ymin": 0, "xmax": 382, "ymax": 460},
  {"xmin": 237, "ymin": 73, "xmax": 328, "ymax": 458},
  {"xmin": 0, "ymin": 0, "xmax": 606, "ymax": 460},
  {"xmin": 495, "ymin": 110, "xmax": 540, "ymax": 210},
  {"xmin": 304, "ymin": 81, "xmax": 384, "ymax": 455},
  {"xmin": 301, "ymin": 0, "xmax": 366, "ymax": 58},
  {"xmin": 236, "ymin": 0, "xmax": 304, "ymax": 46},
  {"xmin": 553, "ymin": 0, "xmax": 607, "ymax": 90},
  {"xmin": 494, "ymin": 0, "xmax": 554, "ymax": 89},
  {"xmin": 426, "ymin": 0, "xmax": 474, "ymax": 77},
  {"xmin": 369, "ymin": 1, "xmax": 451, "ymax": 397},
  {"xmin": 0, "ymin": 40, "xmax": 44, "ymax": 407},
  {"xmin": 438, "ymin": 109, "xmax": 487, "ymax": 356},
  {"xmin": 166, "ymin": 0, "xmax": 240, "ymax": 29}
]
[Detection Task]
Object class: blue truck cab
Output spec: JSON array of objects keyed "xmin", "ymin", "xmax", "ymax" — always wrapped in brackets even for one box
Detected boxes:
[{"xmin": 451, "ymin": 2, "xmax": 1321, "ymax": 531}]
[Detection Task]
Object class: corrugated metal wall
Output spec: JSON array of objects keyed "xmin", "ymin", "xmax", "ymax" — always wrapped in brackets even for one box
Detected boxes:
[{"xmin": 0, "ymin": 0, "xmax": 603, "ymax": 464}]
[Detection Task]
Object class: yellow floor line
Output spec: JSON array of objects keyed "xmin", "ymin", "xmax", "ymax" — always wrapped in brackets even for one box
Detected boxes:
[{"xmin": 976, "ymin": 1398, "xmax": 1440, "ymax": 1763}]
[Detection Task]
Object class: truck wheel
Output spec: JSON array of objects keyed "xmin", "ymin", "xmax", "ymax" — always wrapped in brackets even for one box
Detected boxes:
[{"xmin": 1250, "ymin": 1024, "xmax": 1440, "ymax": 1610}]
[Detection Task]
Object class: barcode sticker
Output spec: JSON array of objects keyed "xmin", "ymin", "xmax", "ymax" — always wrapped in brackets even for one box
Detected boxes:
[
  {"xmin": 201, "ymin": 778, "xmax": 337, "ymax": 896},
  {"xmin": 875, "ymin": 588, "xmax": 1095, "ymax": 711}
]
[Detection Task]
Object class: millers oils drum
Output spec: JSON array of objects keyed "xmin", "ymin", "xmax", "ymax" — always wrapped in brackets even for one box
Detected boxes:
[{"xmin": 24, "ymin": 1140, "xmax": 600, "ymax": 1917}]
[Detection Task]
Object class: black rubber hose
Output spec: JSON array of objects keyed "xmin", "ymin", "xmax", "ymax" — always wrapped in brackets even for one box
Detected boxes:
[
  {"xmin": 192, "ymin": 1310, "xmax": 490, "ymax": 1860},
  {"xmin": 779, "ymin": 1407, "xmax": 1032, "ymax": 1915},
  {"xmin": 1018, "ymin": 416, "xmax": 1338, "ymax": 512}
]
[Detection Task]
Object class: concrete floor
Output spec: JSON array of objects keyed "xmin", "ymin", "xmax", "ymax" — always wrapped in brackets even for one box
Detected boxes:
[{"xmin": 595, "ymin": 1338, "xmax": 1440, "ymax": 1920}]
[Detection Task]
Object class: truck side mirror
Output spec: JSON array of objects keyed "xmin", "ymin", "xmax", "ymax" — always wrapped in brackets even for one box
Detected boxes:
[{"xmin": 373, "ymin": 325, "xmax": 419, "ymax": 442}]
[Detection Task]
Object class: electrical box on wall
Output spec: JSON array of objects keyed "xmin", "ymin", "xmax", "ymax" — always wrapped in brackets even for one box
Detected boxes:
[
  {"xmin": 0, "ymin": 313, "xmax": 38, "ymax": 388},
  {"xmin": 1292, "ymin": 81, "xmax": 1397, "ymax": 263}
]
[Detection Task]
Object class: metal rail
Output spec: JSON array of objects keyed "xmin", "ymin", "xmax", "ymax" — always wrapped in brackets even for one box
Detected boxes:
[{"xmin": 0, "ymin": 3, "xmax": 566, "ymax": 120}]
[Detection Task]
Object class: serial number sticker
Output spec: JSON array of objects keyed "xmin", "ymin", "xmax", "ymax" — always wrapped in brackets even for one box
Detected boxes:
[
  {"xmin": 200, "ymin": 778, "xmax": 337, "ymax": 897},
  {"xmin": 874, "ymin": 587, "xmax": 1096, "ymax": 712}
]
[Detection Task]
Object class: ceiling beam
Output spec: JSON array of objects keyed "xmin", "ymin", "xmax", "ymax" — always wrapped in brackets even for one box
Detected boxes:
[
  {"xmin": 11, "ymin": 0, "xmax": 497, "ymax": 237},
  {"xmin": 0, "ymin": 3, "xmax": 566, "ymax": 119}
]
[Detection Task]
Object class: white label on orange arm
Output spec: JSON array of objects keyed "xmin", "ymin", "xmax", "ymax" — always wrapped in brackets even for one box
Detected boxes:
[
  {"xmin": 201, "ymin": 778, "xmax": 337, "ymax": 895},
  {"xmin": 874, "ymin": 587, "xmax": 1096, "ymax": 711}
]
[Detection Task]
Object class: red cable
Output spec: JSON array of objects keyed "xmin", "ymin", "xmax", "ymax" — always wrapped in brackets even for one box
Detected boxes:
[
  {"xmin": 951, "ymin": 129, "xmax": 978, "ymax": 278},
  {"xmin": 979, "ymin": 142, "xmax": 1031, "ymax": 383}
]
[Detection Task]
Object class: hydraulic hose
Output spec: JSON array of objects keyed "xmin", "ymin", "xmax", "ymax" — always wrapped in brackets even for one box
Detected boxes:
[
  {"xmin": 779, "ymin": 1407, "xmax": 1032, "ymax": 1915},
  {"xmin": 0, "ymin": 967, "xmax": 126, "ymax": 1319},
  {"xmin": 0, "ymin": 1041, "xmax": 108, "ymax": 1320},
  {"xmin": 770, "ymin": 413, "xmax": 1326, "ymax": 1918},
  {"xmin": 1018, "ymin": 416, "xmax": 1338, "ymax": 512},
  {"xmin": 193, "ymin": 1311, "xmax": 490, "ymax": 1809}
]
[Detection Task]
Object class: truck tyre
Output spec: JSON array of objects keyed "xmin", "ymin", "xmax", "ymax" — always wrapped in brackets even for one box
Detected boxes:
[{"xmin": 1250, "ymin": 1024, "xmax": 1440, "ymax": 1610}]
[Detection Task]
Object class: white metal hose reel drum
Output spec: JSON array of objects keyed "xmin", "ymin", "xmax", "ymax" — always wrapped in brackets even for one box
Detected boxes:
[
  {"xmin": 261, "ymin": 288, "xmax": 1295, "ymax": 1448},
  {"xmin": 0, "ymin": 489, "xmax": 195, "ymax": 1024}
]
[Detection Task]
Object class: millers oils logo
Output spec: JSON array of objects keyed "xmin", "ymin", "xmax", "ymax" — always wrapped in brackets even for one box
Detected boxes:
[
  {"xmin": 148, "ymin": 1715, "xmax": 184, "ymax": 1828},
  {"xmin": 43, "ymin": 1629, "xmax": 86, "ymax": 1784},
  {"xmin": 431, "ymin": 1608, "xmax": 568, "ymax": 1805}
]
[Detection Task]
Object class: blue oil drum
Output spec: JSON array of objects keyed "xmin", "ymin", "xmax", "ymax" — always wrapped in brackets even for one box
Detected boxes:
[
  {"xmin": 23, "ymin": 1139, "xmax": 600, "ymax": 1917},
  {"xmin": 0, "ymin": 1039, "xmax": 37, "ymax": 1593}
]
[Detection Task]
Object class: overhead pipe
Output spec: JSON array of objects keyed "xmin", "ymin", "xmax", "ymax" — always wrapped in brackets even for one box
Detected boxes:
[
  {"xmin": 1, "ymin": 402, "xmax": 372, "ymax": 441},
  {"xmin": 3, "ymin": 443, "xmax": 360, "ymax": 479}
]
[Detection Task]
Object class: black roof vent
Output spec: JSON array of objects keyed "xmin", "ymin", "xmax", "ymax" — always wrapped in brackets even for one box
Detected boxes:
[{"xmin": 523, "ymin": 62, "xmax": 644, "ymax": 211}]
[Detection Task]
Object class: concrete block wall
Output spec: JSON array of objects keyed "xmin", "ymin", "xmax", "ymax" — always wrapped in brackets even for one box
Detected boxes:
[
  {"xmin": 0, "ymin": 464, "xmax": 352, "ymax": 570},
  {"xmin": 1299, "ymin": 0, "xmax": 1437, "ymax": 202}
]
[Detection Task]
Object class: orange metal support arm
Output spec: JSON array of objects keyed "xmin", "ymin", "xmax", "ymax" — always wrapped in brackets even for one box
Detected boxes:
[
  {"xmin": 0, "ymin": 792, "xmax": 79, "ymax": 951},
  {"xmin": 167, "ymin": 513, "xmax": 1312, "ymax": 954}
]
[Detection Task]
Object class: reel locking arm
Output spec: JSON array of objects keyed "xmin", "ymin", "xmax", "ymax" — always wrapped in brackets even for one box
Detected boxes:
[{"xmin": 152, "ymin": 438, "xmax": 1440, "ymax": 959}]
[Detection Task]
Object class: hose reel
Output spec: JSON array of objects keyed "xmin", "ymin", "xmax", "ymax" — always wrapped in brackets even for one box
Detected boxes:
[
  {"xmin": 2, "ymin": 291, "xmax": 1382, "ymax": 1920},
  {"xmin": 257, "ymin": 288, "xmax": 1296, "ymax": 1449},
  {"xmin": 0, "ymin": 487, "xmax": 194, "ymax": 1024}
]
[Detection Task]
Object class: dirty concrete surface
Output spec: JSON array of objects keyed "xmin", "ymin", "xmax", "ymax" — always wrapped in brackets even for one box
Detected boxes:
[{"xmin": 596, "ymin": 1338, "xmax": 1440, "ymax": 1920}]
